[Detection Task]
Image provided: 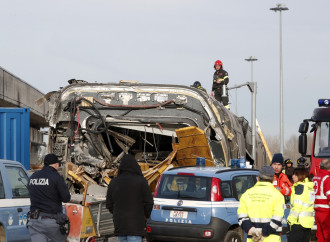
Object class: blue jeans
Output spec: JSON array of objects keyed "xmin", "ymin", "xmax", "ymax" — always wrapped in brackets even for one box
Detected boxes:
[{"xmin": 118, "ymin": 236, "xmax": 142, "ymax": 242}]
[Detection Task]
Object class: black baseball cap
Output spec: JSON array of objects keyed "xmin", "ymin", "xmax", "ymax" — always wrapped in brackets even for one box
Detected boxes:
[{"xmin": 44, "ymin": 153, "xmax": 60, "ymax": 166}]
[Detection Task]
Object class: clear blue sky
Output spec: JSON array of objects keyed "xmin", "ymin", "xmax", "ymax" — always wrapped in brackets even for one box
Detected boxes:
[{"xmin": 1, "ymin": 0, "xmax": 330, "ymax": 139}]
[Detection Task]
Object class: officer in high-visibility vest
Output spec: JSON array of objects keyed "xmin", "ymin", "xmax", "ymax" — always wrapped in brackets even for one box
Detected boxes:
[
  {"xmin": 238, "ymin": 166, "xmax": 284, "ymax": 242},
  {"xmin": 287, "ymin": 167, "xmax": 315, "ymax": 242},
  {"xmin": 313, "ymin": 158, "xmax": 330, "ymax": 242}
]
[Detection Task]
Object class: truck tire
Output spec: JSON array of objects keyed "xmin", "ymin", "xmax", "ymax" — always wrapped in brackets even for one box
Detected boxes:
[
  {"xmin": 223, "ymin": 230, "xmax": 242, "ymax": 242},
  {"xmin": 0, "ymin": 225, "xmax": 5, "ymax": 242}
]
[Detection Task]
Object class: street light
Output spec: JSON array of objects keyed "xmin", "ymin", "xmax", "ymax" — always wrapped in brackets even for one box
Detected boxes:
[
  {"xmin": 228, "ymin": 82, "xmax": 257, "ymax": 164},
  {"xmin": 245, "ymin": 56, "xmax": 258, "ymax": 162},
  {"xmin": 245, "ymin": 56, "xmax": 258, "ymax": 82},
  {"xmin": 270, "ymin": 4, "xmax": 289, "ymax": 154}
]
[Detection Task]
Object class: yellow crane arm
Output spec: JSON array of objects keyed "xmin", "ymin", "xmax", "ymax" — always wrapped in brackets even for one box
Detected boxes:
[{"xmin": 256, "ymin": 119, "xmax": 272, "ymax": 163}]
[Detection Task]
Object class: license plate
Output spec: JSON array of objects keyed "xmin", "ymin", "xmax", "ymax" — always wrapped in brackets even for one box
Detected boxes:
[{"xmin": 170, "ymin": 210, "xmax": 188, "ymax": 219}]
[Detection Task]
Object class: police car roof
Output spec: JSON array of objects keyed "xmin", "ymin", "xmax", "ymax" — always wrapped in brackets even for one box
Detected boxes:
[
  {"xmin": 0, "ymin": 159, "xmax": 25, "ymax": 166},
  {"xmin": 165, "ymin": 166, "xmax": 258, "ymax": 177}
]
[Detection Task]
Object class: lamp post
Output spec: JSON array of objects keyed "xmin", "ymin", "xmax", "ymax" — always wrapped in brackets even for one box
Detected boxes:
[
  {"xmin": 270, "ymin": 4, "xmax": 288, "ymax": 154},
  {"xmin": 245, "ymin": 56, "xmax": 258, "ymax": 82},
  {"xmin": 228, "ymin": 82, "xmax": 257, "ymax": 164},
  {"xmin": 245, "ymin": 56, "xmax": 258, "ymax": 162}
]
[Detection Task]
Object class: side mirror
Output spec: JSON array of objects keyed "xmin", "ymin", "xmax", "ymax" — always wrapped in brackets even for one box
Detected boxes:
[
  {"xmin": 299, "ymin": 121, "xmax": 309, "ymax": 134},
  {"xmin": 299, "ymin": 133, "xmax": 307, "ymax": 155}
]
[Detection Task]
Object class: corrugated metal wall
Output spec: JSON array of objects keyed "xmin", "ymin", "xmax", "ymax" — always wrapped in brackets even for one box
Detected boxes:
[{"xmin": 0, "ymin": 108, "xmax": 30, "ymax": 170}]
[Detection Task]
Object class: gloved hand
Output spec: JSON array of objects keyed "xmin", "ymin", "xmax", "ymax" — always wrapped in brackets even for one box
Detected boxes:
[
  {"xmin": 255, "ymin": 228, "xmax": 262, "ymax": 237},
  {"xmin": 248, "ymin": 227, "xmax": 257, "ymax": 236},
  {"xmin": 256, "ymin": 236, "xmax": 264, "ymax": 242},
  {"xmin": 252, "ymin": 235, "xmax": 263, "ymax": 242},
  {"xmin": 248, "ymin": 227, "xmax": 262, "ymax": 241},
  {"xmin": 251, "ymin": 228, "xmax": 263, "ymax": 242}
]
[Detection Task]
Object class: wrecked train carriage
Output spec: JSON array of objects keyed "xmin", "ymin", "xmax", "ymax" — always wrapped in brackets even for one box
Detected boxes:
[{"xmin": 46, "ymin": 81, "xmax": 266, "ymax": 189}]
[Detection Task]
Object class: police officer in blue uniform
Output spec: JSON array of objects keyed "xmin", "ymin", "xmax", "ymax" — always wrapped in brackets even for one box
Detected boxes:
[{"xmin": 27, "ymin": 153, "xmax": 71, "ymax": 242}]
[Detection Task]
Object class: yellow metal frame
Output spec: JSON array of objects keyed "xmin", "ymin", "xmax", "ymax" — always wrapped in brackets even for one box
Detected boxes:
[{"xmin": 79, "ymin": 206, "xmax": 97, "ymax": 238}]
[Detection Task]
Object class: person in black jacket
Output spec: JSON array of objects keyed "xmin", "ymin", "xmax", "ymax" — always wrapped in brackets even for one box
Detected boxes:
[
  {"xmin": 106, "ymin": 154, "xmax": 154, "ymax": 242},
  {"xmin": 27, "ymin": 153, "xmax": 71, "ymax": 242},
  {"xmin": 284, "ymin": 158, "xmax": 295, "ymax": 183},
  {"xmin": 211, "ymin": 59, "xmax": 229, "ymax": 108}
]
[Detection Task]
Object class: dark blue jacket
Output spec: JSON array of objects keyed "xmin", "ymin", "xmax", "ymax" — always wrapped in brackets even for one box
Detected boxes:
[{"xmin": 28, "ymin": 165, "xmax": 71, "ymax": 214}]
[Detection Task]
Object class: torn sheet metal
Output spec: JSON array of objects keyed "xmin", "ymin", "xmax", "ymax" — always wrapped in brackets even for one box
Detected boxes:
[{"xmin": 45, "ymin": 80, "xmax": 267, "ymax": 195}]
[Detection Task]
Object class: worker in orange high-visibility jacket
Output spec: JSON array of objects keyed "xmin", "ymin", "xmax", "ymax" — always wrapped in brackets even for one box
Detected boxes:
[
  {"xmin": 272, "ymin": 153, "xmax": 292, "ymax": 196},
  {"xmin": 313, "ymin": 158, "xmax": 330, "ymax": 242}
]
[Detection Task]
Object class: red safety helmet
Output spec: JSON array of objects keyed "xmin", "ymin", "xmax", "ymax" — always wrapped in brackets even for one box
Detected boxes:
[{"xmin": 214, "ymin": 60, "xmax": 223, "ymax": 68}]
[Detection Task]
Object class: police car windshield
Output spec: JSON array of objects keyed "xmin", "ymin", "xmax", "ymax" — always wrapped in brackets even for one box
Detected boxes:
[{"xmin": 156, "ymin": 175, "xmax": 212, "ymax": 201}]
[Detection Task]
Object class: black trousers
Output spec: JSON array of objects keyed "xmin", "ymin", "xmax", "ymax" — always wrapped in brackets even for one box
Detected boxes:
[
  {"xmin": 287, "ymin": 224, "xmax": 311, "ymax": 242},
  {"xmin": 214, "ymin": 89, "xmax": 229, "ymax": 106}
]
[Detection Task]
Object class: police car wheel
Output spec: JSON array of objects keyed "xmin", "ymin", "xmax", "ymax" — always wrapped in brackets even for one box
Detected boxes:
[{"xmin": 223, "ymin": 231, "xmax": 242, "ymax": 242}]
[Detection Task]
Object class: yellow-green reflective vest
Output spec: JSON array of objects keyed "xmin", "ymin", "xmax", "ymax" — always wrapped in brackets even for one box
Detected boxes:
[{"xmin": 287, "ymin": 181, "xmax": 315, "ymax": 228}]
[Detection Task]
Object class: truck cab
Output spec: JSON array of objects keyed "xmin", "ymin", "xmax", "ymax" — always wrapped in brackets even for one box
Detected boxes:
[
  {"xmin": 0, "ymin": 159, "xmax": 31, "ymax": 242},
  {"xmin": 298, "ymin": 99, "xmax": 330, "ymax": 176}
]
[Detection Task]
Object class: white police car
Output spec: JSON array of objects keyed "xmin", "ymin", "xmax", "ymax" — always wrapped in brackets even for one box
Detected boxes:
[{"xmin": 146, "ymin": 165, "xmax": 259, "ymax": 242}]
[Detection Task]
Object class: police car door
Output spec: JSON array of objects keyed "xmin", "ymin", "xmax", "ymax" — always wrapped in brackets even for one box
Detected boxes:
[
  {"xmin": 232, "ymin": 174, "xmax": 258, "ymax": 201},
  {"xmin": 0, "ymin": 164, "xmax": 31, "ymax": 241}
]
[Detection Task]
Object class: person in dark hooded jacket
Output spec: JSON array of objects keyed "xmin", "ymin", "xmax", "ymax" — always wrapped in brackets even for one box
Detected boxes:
[{"xmin": 106, "ymin": 154, "xmax": 154, "ymax": 242}]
